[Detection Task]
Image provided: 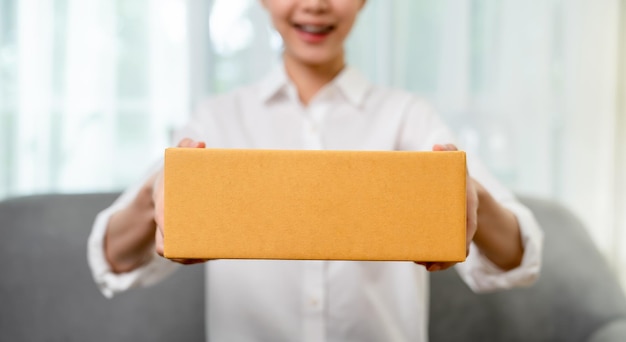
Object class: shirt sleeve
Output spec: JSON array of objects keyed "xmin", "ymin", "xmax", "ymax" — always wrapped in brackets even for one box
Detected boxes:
[
  {"xmin": 87, "ymin": 120, "xmax": 209, "ymax": 299},
  {"xmin": 87, "ymin": 162, "xmax": 180, "ymax": 298},
  {"xmin": 398, "ymin": 96, "xmax": 543, "ymax": 292},
  {"xmin": 454, "ymin": 156, "xmax": 544, "ymax": 293}
]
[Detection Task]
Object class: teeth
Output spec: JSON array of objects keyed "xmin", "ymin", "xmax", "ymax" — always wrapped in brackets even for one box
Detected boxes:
[{"xmin": 298, "ymin": 25, "xmax": 333, "ymax": 34}]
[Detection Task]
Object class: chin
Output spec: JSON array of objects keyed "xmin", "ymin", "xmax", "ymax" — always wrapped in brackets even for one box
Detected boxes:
[
  {"xmin": 289, "ymin": 49, "xmax": 342, "ymax": 68},
  {"xmin": 301, "ymin": 57, "xmax": 335, "ymax": 67}
]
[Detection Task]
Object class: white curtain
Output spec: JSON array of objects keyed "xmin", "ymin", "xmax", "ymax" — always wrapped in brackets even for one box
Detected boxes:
[
  {"xmin": 1, "ymin": 0, "xmax": 189, "ymax": 196},
  {"xmin": 1, "ymin": 0, "xmax": 625, "ymax": 284}
]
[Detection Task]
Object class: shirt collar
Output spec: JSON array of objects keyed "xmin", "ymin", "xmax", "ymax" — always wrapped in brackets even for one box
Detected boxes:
[
  {"xmin": 333, "ymin": 67, "xmax": 371, "ymax": 108},
  {"xmin": 258, "ymin": 65, "xmax": 371, "ymax": 108},
  {"xmin": 258, "ymin": 65, "xmax": 290, "ymax": 104}
]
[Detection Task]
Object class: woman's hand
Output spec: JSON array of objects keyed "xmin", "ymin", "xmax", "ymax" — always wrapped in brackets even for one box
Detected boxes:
[
  {"xmin": 416, "ymin": 143, "xmax": 479, "ymax": 272},
  {"xmin": 153, "ymin": 138, "xmax": 209, "ymax": 265}
]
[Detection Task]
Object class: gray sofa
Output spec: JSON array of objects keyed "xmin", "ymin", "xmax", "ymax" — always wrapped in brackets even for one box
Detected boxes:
[{"xmin": 1, "ymin": 193, "xmax": 625, "ymax": 341}]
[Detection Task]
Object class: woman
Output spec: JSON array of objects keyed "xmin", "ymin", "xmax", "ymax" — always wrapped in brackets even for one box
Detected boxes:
[{"xmin": 89, "ymin": 1, "xmax": 542, "ymax": 340}]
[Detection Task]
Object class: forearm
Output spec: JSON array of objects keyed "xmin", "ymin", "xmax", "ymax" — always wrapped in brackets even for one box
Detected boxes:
[
  {"xmin": 472, "ymin": 180, "xmax": 524, "ymax": 271},
  {"xmin": 104, "ymin": 178, "xmax": 157, "ymax": 273}
]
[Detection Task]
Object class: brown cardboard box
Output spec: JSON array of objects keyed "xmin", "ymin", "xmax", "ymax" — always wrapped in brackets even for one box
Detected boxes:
[{"xmin": 163, "ymin": 148, "xmax": 466, "ymax": 261}]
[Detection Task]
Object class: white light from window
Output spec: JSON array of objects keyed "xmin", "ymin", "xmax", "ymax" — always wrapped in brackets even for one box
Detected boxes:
[
  {"xmin": 209, "ymin": 0, "xmax": 253, "ymax": 56},
  {"xmin": 157, "ymin": 0, "xmax": 186, "ymax": 42}
]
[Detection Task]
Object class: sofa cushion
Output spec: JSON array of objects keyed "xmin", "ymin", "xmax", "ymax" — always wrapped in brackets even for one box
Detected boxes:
[
  {"xmin": 0, "ymin": 193, "xmax": 205, "ymax": 342},
  {"xmin": 429, "ymin": 196, "xmax": 626, "ymax": 342}
]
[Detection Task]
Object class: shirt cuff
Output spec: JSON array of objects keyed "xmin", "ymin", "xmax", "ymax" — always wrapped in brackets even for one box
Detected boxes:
[
  {"xmin": 455, "ymin": 200, "xmax": 544, "ymax": 293},
  {"xmin": 87, "ymin": 194, "xmax": 179, "ymax": 298}
]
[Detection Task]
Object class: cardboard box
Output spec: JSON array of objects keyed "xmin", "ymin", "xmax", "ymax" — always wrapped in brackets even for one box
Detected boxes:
[{"xmin": 163, "ymin": 148, "xmax": 466, "ymax": 261}]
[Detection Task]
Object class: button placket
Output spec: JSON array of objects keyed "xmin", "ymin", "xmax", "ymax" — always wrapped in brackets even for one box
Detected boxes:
[
  {"xmin": 300, "ymin": 96, "xmax": 329, "ymax": 342},
  {"xmin": 302, "ymin": 102, "xmax": 328, "ymax": 150},
  {"xmin": 302, "ymin": 260, "xmax": 326, "ymax": 342}
]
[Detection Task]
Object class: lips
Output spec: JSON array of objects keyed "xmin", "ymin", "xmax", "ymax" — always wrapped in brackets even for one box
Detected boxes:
[
  {"xmin": 293, "ymin": 24, "xmax": 335, "ymax": 34},
  {"xmin": 292, "ymin": 23, "xmax": 336, "ymax": 43}
]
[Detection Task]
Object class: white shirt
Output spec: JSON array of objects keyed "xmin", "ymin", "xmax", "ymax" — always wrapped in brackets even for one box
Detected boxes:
[{"xmin": 88, "ymin": 66, "xmax": 543, "ymax": 342}]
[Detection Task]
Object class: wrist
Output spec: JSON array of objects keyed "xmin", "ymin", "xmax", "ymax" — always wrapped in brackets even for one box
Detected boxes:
[{"xmin": 470, "ymin": 181, "xmax": 524, "ymax": 270}]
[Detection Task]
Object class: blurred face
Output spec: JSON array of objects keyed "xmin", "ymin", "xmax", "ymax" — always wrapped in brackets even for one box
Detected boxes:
[{"xmin": 262, "ymin": 0, "xmax": 365, "ymax": 67}]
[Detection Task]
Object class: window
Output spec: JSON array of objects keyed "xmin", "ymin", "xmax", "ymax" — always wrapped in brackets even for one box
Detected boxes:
[{"xmin": 1, "ymin": 0, "xmax": 625, "ymax": 287}]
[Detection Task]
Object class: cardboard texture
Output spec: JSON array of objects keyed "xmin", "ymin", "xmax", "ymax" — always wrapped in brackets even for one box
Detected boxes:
[{"xmin": 163, "ymin": 148, "xmax": 467, "ymax": 261}]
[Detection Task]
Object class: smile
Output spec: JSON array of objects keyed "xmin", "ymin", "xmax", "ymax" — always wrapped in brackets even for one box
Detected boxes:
[{"xmin": 293, "ymin": 24, "xmax": 335, "ymax": 34}]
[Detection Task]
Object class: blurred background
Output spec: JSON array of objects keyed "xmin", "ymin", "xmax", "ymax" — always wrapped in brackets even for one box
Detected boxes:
[{"xmin": 0, "ymin": 0, "xmax": 624, "ymax": 285}]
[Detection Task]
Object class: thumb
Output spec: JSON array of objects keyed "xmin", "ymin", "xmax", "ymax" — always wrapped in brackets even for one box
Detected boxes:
[{"xmin": 177, "ymin": 138, "xmax": 206, "ymax": 148}]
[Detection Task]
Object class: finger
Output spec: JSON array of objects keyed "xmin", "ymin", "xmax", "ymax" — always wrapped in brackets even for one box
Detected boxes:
[
  {"xmin": 152, "ymin": 176, "xmax": 165, "ymax": 228},
  {"xmin": 445, "ymin": 143, "xmax": 458, "ymax": 151},
  {"xmin": 432, "ymin": 144, "xmax": 446, "ymax": 151},
  {"xmin": 426, "ymin": 262, "xmax": 456, "ymax": 272},
  {"xmin": 153, "ymin": 189, "xmax": 164, "ymax": 225},
  {"xmin": 177, "ymin": 138, "xmax": 194, "ymax": 148},
  {"xmin": 428, "ymin": 263, "xmax": 441, "ymax": 272},
  {"xmin": 432, "ymin": 143, "xmax": 458, "ymax": 152},
  {"xmin": 415, "ymin": 262, "xmax": 432, "ymax": 269},
  {"xmin": 415, "ymin": 261, "xmax": 456, "ymax": 272},
  {"xmin": 154, "ymin": 204, "xmax": 164, "ymax": 230},
  {"xmin": 155, "ymin": 226, "xmax": 164, "ymax": 257},
  {"xmin": 177, "ymin": 138, "xmax": 206, "ymax": 149},
  {"xmin": 169, "ymin": 258, "xmax": 210, "ymax": 265},
  {"xmin": 466, "ymin": 179, "xmax": 479, "ymax": 250}
]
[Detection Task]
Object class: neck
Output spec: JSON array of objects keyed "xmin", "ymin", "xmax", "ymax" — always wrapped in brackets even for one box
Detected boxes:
[{"xmin": 283, "ymin": 53, "xmax": 345, "ymax": 105}]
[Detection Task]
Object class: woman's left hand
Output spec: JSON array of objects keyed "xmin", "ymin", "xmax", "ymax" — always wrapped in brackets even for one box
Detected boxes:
[{"xmin": 416, "ymin": 144, "xmax": 478, "ymax": 272}]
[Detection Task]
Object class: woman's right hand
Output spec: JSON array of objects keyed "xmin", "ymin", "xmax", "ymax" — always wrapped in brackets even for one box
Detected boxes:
[{"xmin": 152, "ymin": 137, "xmax": 208, "ymax": 264}]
